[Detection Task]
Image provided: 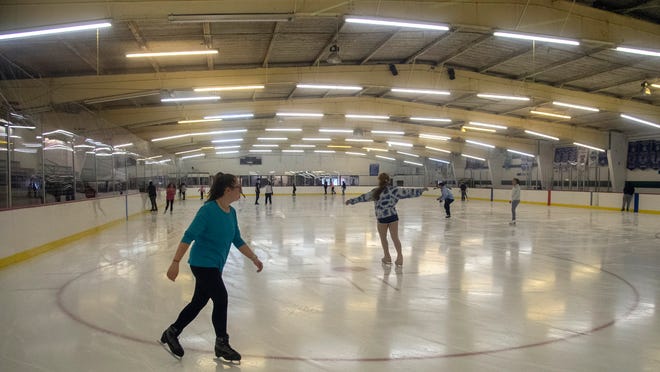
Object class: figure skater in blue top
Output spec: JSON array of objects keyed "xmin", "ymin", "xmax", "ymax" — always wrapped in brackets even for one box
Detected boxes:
[
  {"xmin": 160, "ymin": 172, "xmax": 263, "ymax": 362},
  {"xmin": 345, "ymin": 173, "xmax": 427, "ymax": 268}
]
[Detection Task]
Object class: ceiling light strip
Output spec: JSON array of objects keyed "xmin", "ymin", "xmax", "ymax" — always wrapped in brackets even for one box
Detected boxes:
[
  {"xmin": 507, "ymin": 149, "xmax": 535, "ymax": 157},
  {"xmin": 552, "ymin": 101, "xmax": 599, "ymax": 112},
  {"xmin": 524, "ymin": 130, "xmax": 559, "ymax": 141},
  {"xmin": 297, "ymin": 84, "xmax": 362, "ymax": 90},
  {"xmin": 493, "ymin": 31, "xmax": 580, "ymax": 46},
  {"xmin": 345, "ymin": 17, "xmax": 449, "ymax": 31},
  {"xmin": 127, "ymin": 50, "xmax": 218, "ymax": 58},
  {"xmin": 620, "ymin": 114, "xmax": 660, "ymax": 129},
  {"xmin": 573, "ymin": 142, "xmax": 605, "ymax": 152},
  {"xmin": 194, "ymin": 85, "xmax": 264, "ymax": 92},
  {"xmin": 0, "ymin": 19, "xmax": 112, "ymax": 41},
  {"xmin": 530, "ymin": 110, "xmax": 571, "ymax": 119},
  {"xmin": 391, "ymin": 88, "xmax": 450, "ymax": 95}
]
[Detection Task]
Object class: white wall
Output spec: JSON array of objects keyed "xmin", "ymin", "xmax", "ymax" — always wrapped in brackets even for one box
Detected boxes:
[{"xmin": 0, "ymin": 193, "xmax": 144, "ymax": 261}]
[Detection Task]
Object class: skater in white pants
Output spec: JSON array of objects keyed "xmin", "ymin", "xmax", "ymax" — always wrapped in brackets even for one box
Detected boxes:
[{"xmin": 510, "ymin": 178, "xmax": 521, "ymax": 225}]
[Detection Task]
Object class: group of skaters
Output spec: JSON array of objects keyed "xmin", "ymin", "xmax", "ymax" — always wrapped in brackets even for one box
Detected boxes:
[
  {"xmin": 157, "ymin": 171, "xmax": 524, "ymax": 363},
  {"xmin": 323, "ymin": 180, "xmax": 347, "ymax": 195}
]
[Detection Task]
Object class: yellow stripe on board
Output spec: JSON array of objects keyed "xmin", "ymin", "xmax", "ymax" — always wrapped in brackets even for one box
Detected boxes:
[{"xmin": 0, "ymin": 211, "xmax": 148, "ymax": 270}]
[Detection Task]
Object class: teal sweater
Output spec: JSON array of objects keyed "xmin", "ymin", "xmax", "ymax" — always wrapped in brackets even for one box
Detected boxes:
[{"xmin": 182, "ymin": 201, "xmax": 246, "ymax": 270}]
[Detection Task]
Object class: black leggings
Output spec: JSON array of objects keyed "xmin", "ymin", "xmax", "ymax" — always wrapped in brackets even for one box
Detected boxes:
[
  {"xmin": 164, "ymin": 199, "xmax": 173, "ymax": 212},
  {"xmin": 172, "ymin": 266, "xmax": 228, "ymax": 338}
]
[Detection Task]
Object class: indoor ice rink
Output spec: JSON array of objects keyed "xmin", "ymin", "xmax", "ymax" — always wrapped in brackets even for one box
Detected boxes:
[
  {"xmin": 1, "ymin": 194, "xmax": 659, "ymax": 371},
  {"xmin": 1, "ymin": 1, "xmax": 660, "ymax": 371}
]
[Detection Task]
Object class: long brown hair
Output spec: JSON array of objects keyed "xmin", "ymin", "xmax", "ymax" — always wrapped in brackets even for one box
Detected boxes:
[
  {"xmin": 206, "ymin": 172, "xmax": 237, "ymax": 202},
  {"xmin": 372, "ymin": 173, "xmax": 391, "ymax": 201}
]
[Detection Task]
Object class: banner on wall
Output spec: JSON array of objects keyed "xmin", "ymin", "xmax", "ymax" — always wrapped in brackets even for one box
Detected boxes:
[
  {"xmin": 627, "ymin": 140, "xmax": 660, "ymax": 170},
  {"xmin": 369, "ymin": 163, "xmax": 379, "ymax": 176},
  {"xmin": 554, "ymin": 147, "xmax": 578, "ymax": 165}
]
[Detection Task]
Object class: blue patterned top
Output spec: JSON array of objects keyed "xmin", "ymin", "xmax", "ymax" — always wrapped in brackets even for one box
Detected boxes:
[{"xmin": 347, "ymin": 186, "xmax": 425, "ymax": 219}]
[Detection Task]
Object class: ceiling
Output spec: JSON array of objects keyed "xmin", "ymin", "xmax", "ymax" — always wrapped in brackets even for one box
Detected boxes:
[{"xmin": 0, "ymin": 0, "xmax": 659, "ymax": 162}]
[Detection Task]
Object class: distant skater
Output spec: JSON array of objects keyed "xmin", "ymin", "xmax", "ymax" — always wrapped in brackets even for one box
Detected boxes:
[
  {"xmin": 292, "ymin": 184, "xmax": 297, "ymax": 196},
  {"xmin": 341, "ymin": 181, "xmax": 346, "ymax": 195},
  {"xmin": 164, "ymin": 183, "xmax": 176, "ymax": 214},
  {"xmin": 264, "ymin": 181, "xmax": 273, "ymax": 205},
  {"xmin": 199, "ymin": 185, "xmax": 205, "ymax": 200},
  {"xmin": 436, "ymin": 182, "xmax": 454, "ymax": 218},
  {"xmin": 147, "ymin": 181, "xmax": 158, "ymax": 211},
  {"xmin": 160, "ymin": 172, "xmax": 263, "ymax": 362},
  {"xmin": 254, "ymin": 180, "xmax": 261, "ymax": 205},
  {"xmin": 622, "ymin": 182, "xmax": 634, "ymax": 212},
  {"xmin": 510, "ymin": 178, "xmax": 521, "ymax": 225},
  {"xmin": 345, "ymin": 173, "xmax": 427, "ymax": 268},
  {"xmin": 460, "ymin": 182, "xmax": 468, "ymax": 201}
]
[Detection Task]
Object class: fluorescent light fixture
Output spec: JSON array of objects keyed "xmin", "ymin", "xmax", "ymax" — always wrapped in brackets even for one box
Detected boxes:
[
  {"xmin": 391, "ymin": 88, "xmax": 450, "ymax": 95},
  {"xmin": 469, "ymin": 121, "xmax": 508, "ymax": 130},
  {"xmin": 530, "ymin": 110, "xmax": 571, "ymax": 119},
  {"xmin": 158, "ymin": 159, "xmax": 172, "ymax": 163},
  {"xmin": 302, "ymin": 137, "xmax": 331, "ymax": 141},
  {"xmin": 429, "ymin": 158, "xmax": 450, "ymax": 164},
  {"xmin": 0, "ymin": 19, "xmax": 112, "ymax": 41},
  {"xmin": 524, "ymin": 130, "xmax": 559, "ymax": 141},
  {"xmin": 114, "ymin": 143, "xmax": 133, "ymax": 148},
  {"xmin": 620, "ymin": 114, "xmax": 660, "ymax": 129},
  {"xmin": 346, "ymin": 138, "xmax": 373, "ymax": 143},
  {"xmin": 146, "ymin": 155, "xmax": 163, "ymax": 160},
  {"xmin": 161, "ymin": 96, "xmax": 220, "ymax": 103},
  {"xmin": 327, "ymin": 145, "xmax": 352, "ymax": 149},
  {"xmin": 211, "ymin": 138, "xmax": 243, "ymax": 143},
  {"xmin": 425, "ymin": 146, "xmax": 451, "ymax": 153},
  {"xmin": 175, "ymin": 149, "xmax": 203, "ymax": 155},
  {"xmin": 573, "ymin": 142, "xmax": 605, "ymax": 152},
  {"xmin": 493, "ymin": 31, "xmax": 579, "ymax": 46},
  {"xmin": 282, "ymin": 149, "xmax": 304, "ymax": 153},
  {"xmin": 320, "ymin": 128, "xmax": 354, "ymax": 133},
  {"xmin": 253, "ymin": 144, "xmax": 279, "ymax": 147},
  {"xmin": 257, "ymin": 137, "xmax": 288, "ymax": 141},
  {"xmin": 276, "ymin": 112, "xmax": 324, "ymax": 117},
  {"xmin": 250, "ymin": 149, "xmax": 273, "ymax": 153},
  {"xmin": 466, "ymin": 139, "xmax": 495, "ymax": 148},
  {"xmin": 419, "ymin": 133, "xmax": 450, "ymax": 141},
  {"xmin": 615, "ymin": 46, "xmax": 660, "ymax": 58},
  {"xmin": 652, "ymin": 84, "xmax": 660, "ymax": 89},
  {"xmin": 297, "ymin": 84, "xmax": 362, "ymax": 90},
  {"xmin": 507, "ymin": 149, "xmax": 535, "ymax": 157},
  {"xmin": 345, "ymin": 16, "xmax": 449, "ymax": 31},
  {"xmin": 168, "ymin": 13, "xmax": 294, "ymax": 23},
  {"xmin": 194, "ymin": 85, "xmax": 264, "ymax": 92},
  {"xmin": 214, "ymin": 145, "xmax": 241, "ymax": 150},
  {"xmin": 346, "ymin": 152, "xmax": 366, "ymax": 156},
  {"xmin": 266, "ymin": 128, "xmax": 302, "ymax": 132},
  {"xmin": 204, "ymin": 114, "xmax": 254, "ymax": 120},
  {"xmin": 386, "ymin": 141, "xmax": 413, "ymax": 147},
  {"xmin": 314, "ymin": 150, "xmax": 336, "ymax": 153},
  {"xmin": 404, "ymin": 160, "xmax": 423, "ymax": 166},
  {"xmin": 410, "ymin": 117, "xmax": 451, "ymax": 122},
  {"xmin": 291, "ymin": 144, "xmax": 316, "ymax": 148},
  {"xmin": 345, "ymin": 114, "xmax": 390, "ymax": 120},
  {"xmin": 372, "ymin": 130, "xmax": 404, "ymax": 135},
  {"xmin": 363, "ymin": 147, "xmax": 389, "ymax": 152},
  {"xmin": 127, "ymin": 50, "xmax": 218, "ymax": 58},
  {"xmin": 461, "ymin": 154, "xmax": 485, "ymax": 161},
  {"xmin": 462, "ymin": 126, "xmax": 496, "ymax": 133},
  {"xmin": 112, "ymin": 151, "xmax": 127, "ymax": 155},
  {"xmin": 181, "ymin": 153, "xmax": 205, "ymax": 160},
  {"xmin": 216, "ymin": 151, "xmax": 240, "ymax": 155},
  {"xmin": 376, "ymin": 155, "xmax": 396, "ymax": 161},
  {"xmin": 74, "ymin": 144, "xmax": 95, "ymax": 149},
  {"xmin": 477, "ymin": 93, "xmax": 529, "ymax": 101},
  {"xmin": 552, "ymin": 101, "xmax": 599, "ymax": 112},
  {"xmin": 397, "ymin": 151, "xmax": 419, "ymax": 157},
  {"xmin": 178, "ymin": 118, "xmax": 224, "ymax": 124}
]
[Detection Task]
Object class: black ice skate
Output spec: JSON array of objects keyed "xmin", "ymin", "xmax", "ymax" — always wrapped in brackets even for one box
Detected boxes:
[
  {"xmin": 160, "ymin": 325, "xmax": 184, "ymax": 359},
  {"xmin": 215, "ymin": 336, "xmax": 241, "ymax": 363}
]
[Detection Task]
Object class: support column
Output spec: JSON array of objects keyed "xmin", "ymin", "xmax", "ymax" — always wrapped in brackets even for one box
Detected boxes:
[
  {"xmin": 451, "ymin": 153, "xmax": 467, "ymax": 181},
  {"xmin": 607, "ymin": 131, "xmax": 627, "ymax": 192},
  {"xmin": 536, "ymin": 141, "xmax": 555, "ymax": 190},
  {"xmin": 487, "ymin": 149, "xmax": 506, "ymax": 189}
]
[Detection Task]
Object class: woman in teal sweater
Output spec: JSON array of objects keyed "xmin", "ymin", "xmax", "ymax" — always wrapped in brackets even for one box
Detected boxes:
[{"xmin": 160, "ymin": 173, "xmax": 263, "ymax": 362}]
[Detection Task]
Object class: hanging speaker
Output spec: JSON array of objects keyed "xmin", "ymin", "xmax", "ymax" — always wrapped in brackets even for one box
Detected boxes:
[
  {"xmin": 388, "ymin": 64, "xmax": 398, "ymax": 76},
  {"xmin": 447, "ymin": 67, "xmax": 455, "ymax": 80}
]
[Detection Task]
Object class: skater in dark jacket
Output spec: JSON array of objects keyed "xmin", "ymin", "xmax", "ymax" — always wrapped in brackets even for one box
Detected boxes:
[{"xmin": 160, "ymin": 172, "xmax": 263, "ymax": 362}]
